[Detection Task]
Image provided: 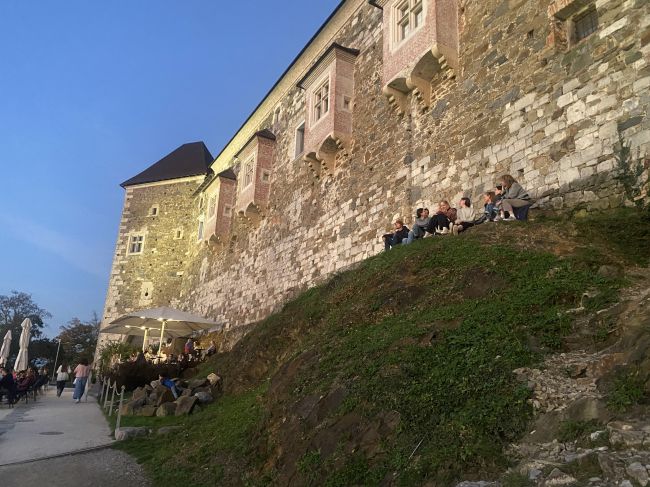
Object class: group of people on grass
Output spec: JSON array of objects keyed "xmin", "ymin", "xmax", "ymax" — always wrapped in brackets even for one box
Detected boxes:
[
  {"xmin": 128, "ymin": 339, "xmax": 217, "ymax": 369},
  {"xmin": 383, "ymin": 174, "xmax": 532, "ymax": 250}
]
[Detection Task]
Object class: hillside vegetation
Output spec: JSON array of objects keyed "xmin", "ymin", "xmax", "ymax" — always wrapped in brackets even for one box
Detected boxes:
[{"xmin": 116, "ymin": 208, "xmax": 650, "ymax": 486}]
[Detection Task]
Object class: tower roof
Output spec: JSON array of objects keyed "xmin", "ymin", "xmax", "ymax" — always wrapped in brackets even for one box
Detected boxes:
[{"xmin": 121, "ymin": 141, "xmax": 213, "ymax": 188}]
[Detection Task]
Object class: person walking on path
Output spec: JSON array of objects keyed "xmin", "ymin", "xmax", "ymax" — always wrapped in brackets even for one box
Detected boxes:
[
  {"xmin": 56, "ymin": 363, "xmax": 70, "ymax": 397},
  {"xmin": 72, "ymin": 358, "xmax": 91, "ymax": 403}
]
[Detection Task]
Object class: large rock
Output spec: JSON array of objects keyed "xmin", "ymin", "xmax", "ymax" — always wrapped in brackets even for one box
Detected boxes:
[
  {"xmin": 175, "ymin": 395, "xmax": 198, "ymax": 416},
  {"xmin": 156, "ymin": 402, "xmax": 177, "ymax": 417},
  {"xmin": 194, "ymin": 391, "xmax": 213, "ymax": 404},
  {"xmin": 132, "ymin": 387, "xmax": 147, "ymax": 401},
  {"xmin": 137, "ymin": 405, "xmax": 157, "ymax": 417},
  {"xmin": 150, "ymin": 380, "xmax": 160, "ymax": 389},
  {"xmin": 187, "ymin": 378, "xmax": 208, "ymax": 389},
  {"xmin": 207, "ymin": 373, "xmax": 222, "ymax": 386},
  {"xmin": 120, "ymin": 398, "xmax": 145, "ymax": 416},
  {"xmin": 626, "ymin": 462, "xmax": 649, "ymax": 487},
  {"xmin": 115, "ymin": 427, "xmax": 148, "ymax": 441},
  {"xmin": 156, "ymin": 388, "xmax": 176, "ymax": 407},
  {"xmin": 181, "ymin": 388, "xmax": 192, "ymax": 397}
]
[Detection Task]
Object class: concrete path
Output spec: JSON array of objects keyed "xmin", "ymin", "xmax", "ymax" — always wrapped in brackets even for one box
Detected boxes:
[
  {"xmin": 0, "ymin": 449, "xmax": 151, "ymax": 487},
  {"xmin": 0, "ymin": 386, "xmax": 114, "ymax": 465}
]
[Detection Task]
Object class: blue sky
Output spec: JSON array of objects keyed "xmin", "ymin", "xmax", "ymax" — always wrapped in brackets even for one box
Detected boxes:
[{"xmin": 0, "ymin": 0, "xmax": 341, "ymax": 337}]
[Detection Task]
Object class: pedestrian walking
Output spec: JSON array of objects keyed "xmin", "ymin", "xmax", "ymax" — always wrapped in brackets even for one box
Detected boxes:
[
  {"xmin": 56, "ymin": 363, "xmax": 70, "ymax": 397},
  {"xmin": 72, "ymin": 358, "xmax": 91, "ymax": 403}
]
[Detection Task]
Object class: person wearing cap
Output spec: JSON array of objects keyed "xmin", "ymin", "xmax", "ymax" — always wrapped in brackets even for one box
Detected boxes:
[{"xmin": 382, "ymin": 218, "xmax": 410, "ymax": 251}]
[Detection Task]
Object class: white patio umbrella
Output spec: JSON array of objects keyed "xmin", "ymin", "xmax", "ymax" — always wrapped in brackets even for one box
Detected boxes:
[
  {"xmin": 14, "ymin": 318, "xmax": 32, "ymax": 371},
  {"xmin": 0, "ymin": 329, "xmax": 11, "ymax": 366},
  {"xmin": 101, "ymin": 307, "xmax": 222, "ymax": 354}
]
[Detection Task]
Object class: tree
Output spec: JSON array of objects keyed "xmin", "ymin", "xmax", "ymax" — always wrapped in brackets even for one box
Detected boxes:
[
  {"xmin": 0, "ymin": 291, "xmax": 51, "ymax": 357},
  {"xmin": 57, "ymin": 312, "xmax": 100, "ymax": 365}
]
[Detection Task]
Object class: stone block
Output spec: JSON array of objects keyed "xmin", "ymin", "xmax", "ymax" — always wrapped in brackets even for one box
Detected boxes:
[
  {"xmin": 156, "ymin": 388, "xmax": 176, "ymax": 406},
  {"xmin": 175, "ymin": 396, "xmax": 198, "ymax": 416},
  {"xmin": 137, "ymin": 405, "xmax": 157, "ymax": 417},
  {"xmin": 115, "ymin": 427, "xmax": 148, "ymax": 441},
  {"xmin": 156, "ymin": 402, "xmax": 177, "ymax": 417}
]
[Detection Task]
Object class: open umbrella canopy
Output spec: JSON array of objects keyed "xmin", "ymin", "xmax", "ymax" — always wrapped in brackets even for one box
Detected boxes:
[
  {"xmin": 101, "ymin": 307, "xmax": 222, "ymax": 339},
  {"xmin": 0, "ymin": 329, "xmax": 12, "ymax": 366},
  {"xmin": 14, "ymin": 318, "xmax": 31, "ymax": 371}
]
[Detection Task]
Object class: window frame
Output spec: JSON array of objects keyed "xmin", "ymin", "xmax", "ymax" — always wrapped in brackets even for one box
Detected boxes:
[
  {"xmin": 207, "ymin": 194, "xmax": 217, "ymax": 218},
  {"xmin": 127, "ymin": 234, "xmax": 145, "ymax": 255},
  {"xmin": 242, "ymin": 156, "xmax": 255, "ymax": 189},
  {"xmin": 294, "ymin": 120, "xmax": 306, "ymax": 158},
  {"xmin": 223, "ymin": 204, "xmax": 233, "ymax": 217},
  {"xmin": 392, "ymin": 0, "xmax": 426, "ymax": 48},
  {"xmin": 571, "ymin": 6, "xmax": 598, "ymax": 45},
  {"xmin": 197, "ymin": 217, "xmax": 205, "ymax": 242},
  {"xmin": 312, "ymin": 76, "xmax": 330, "ymax": 125}
]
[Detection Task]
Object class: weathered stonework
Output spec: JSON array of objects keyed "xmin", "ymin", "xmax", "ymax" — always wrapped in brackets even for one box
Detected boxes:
[{"xmin": 99, "ymin": 0, "xmax": 650, "ymax": 345}]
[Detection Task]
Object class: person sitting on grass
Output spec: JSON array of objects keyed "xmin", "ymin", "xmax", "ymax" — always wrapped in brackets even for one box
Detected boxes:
[
  {"xmin": 427, "ymin": 200, "xmax": 457, "ymax": 235},
  {"xmin": 483, "ymin": 191, "xmax": 498, "ymax": 222},
  {"xmin": 452, "ymin": 197, "xmax": 478, "ymax": 235},
  {"xmin": 382, "ymin": 218, "xmax": 410, "ymax": 251},
  {"xmin": 496, "ymin": 174, "xmax": 531, "ymax": 221},
  {"xmin": 159, "ymin": 373, "xmax": 180, "ymax": 399},
  {"xmin": 405, "ymin": 208, "xmax": 431, "ymax": 244}
]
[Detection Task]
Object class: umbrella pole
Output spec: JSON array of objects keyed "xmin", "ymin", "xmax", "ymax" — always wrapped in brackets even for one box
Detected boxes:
[
  {"xmin": 142, "ymin": 328, "xmax": 149, "ymax": 353},
  {"xmin": 157, "ymin": 321, "xmax": 166, "ymax": 356},
  {"xmin": 51, "ymin": 339, "xmax": 61, "ymax": 384}
]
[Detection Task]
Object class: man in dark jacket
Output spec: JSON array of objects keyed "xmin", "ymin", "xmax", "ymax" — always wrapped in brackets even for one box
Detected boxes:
[
  {"xmin": 0, "ymin": 367, "xmax": 16, "ymax": 404},
  {"xmin": 383, "ymin": 219, "xmax": 410, "ymax": 250}
]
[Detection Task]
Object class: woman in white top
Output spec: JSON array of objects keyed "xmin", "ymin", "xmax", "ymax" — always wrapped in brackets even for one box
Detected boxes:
[
  {"xmin": 452, "ymin": 198, "xmax": 478, "ymax": 235},
  {"xmin": 56, "ymin": 363, "xmax": 70, "ymax": 397}
]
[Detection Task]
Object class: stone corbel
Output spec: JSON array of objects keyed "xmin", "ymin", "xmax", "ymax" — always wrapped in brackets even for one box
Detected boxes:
[
  {"xmin": 382, "ymin": 85, "xmax": 409, "ymax": 116},
  {"xmin": 430, "ymin": 46, "xmax": 456, "ymax": 80},
  {"xmin": 237, "ymin": 203, "xmax": 264, "ymax": 226},
  {"xmin": 406, "ymin": 75, "xmax": 432, "ymax": 110},
  {"xmin": 304, "ymin": 134, "xmax": 348, "ymax": 179}
]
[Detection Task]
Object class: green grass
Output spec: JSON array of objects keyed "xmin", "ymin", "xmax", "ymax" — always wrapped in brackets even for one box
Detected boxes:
[
  {"xmin": 557, "ymin": 419, "xmax": 603, "ymax": 444},
  {"xmin": 607, "ymin": 369, "xmax": 645, "ymax": 412},
  {"xmin": 113, "ymin": 208, "xmax": 650, "ymax": 486},
  {"xmin": 114, "ymin": 386, "xmax": 265, "ymax": 487}
]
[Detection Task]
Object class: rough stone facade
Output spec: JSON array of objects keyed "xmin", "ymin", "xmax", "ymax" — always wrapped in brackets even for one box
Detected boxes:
[{"xmin": 100, "ymin": 0, "xmax": 650, "ymax": 341}]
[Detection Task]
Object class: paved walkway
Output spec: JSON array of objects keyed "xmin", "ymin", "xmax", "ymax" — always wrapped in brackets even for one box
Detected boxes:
[{"xmin": 0, "ymin": 386, "xmax": 114, "ymax": 465}]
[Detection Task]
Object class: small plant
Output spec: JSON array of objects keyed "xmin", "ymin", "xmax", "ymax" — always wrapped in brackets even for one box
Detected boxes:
[
  {"xmin": 557, "ymin": 419, "xmax": 602, "ymax": 443},
  {"xmin": 615, "ymin": 128, "xmax": 648, "ymax": 209},
  {"xmin": 607, "ymin": 369, "xmax": 644, "ymax": 412},
  {"xmin": 97, "ymin": 341, "xmax": 138, "ymax": 376},
  {"xmin": 501, "ymin": 471, "xmax": 534, "ymax": 487}
]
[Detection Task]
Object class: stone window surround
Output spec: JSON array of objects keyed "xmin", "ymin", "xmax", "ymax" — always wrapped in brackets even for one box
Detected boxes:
[
  {"xmin": 173, "ymin": 229, "xmax": 183, "ymax": 240},
  {"xmin": 223, "ymin": 204, "xmax": 233, "ymax": 217},
  {"xmin": 241, "ymin": 155, "xmax": 256, "ymax": 190},
  {"xmin": 311, "ymin": 73, "xmax": 331, "ymax": 127},
  {"xmin": 547, "ymin": 0, "xmax": 599, "ymax": 50},
  {"xmin": 207, "ymin": 193, "xmax": 217, "ymax": 218},
  {"xmin": 196, "ymin": 216, "xmax": 205, "ymax": 242},
  {"xmin": 391, "ymin": 0, "xmax": 426, "ymax": 52},
  {"xmin": 148, "ymin": 205, "xmax": 159, "ymax": 217},
  {"xmin": 294, "ymin": 120, "xmax": 306, "ymax": 159},
  {"xmin": 127, "ymin": 234, "xmax": 145, "ymax": 255}
]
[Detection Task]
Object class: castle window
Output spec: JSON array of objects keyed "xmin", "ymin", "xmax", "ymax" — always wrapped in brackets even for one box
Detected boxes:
[
  {"xmin": 295, "ymin": 121, "xmax": 305, "ymax": 158},
  {"xmin": 128, "ymin": 235, "xmax": 144, "ymax": 254},
  {"xmin": 261, "ymin": 169, "xmax": 271, "ymax": 183},
  {"xmin": 207, "ymin": 194, "xmax": 217, "ymax": 218},
  {"xmin": 223, "ymin": 204, "xmax": 233, "ymax": 217},
  {"xmin": 342, "ymin": 96, "xmax": 352, "ymax": 112},
  {"xmin": 243, "ymin": 158, "xmax": 255, "ymax": 188},
  {"xmin": 174, "ymin": 229, "xmax": 183, "ymax": 240},
  {"xmin": 573, "ymin": 7, "xmax": 598, "ymax": 43},
  {"xmin": 149, "ymin": 206, "xmax": 158, "ymax": 216},
  {"xmin": 313, "ymin": 79, "xmax": 330, "ymax": 123},
  {"xmin": 393, "ymin": 0, "xmax": 425, "ymax": 46},
  {"xmin": 197, "ymin": 219, "xmax": 204, "ymax": 241}
]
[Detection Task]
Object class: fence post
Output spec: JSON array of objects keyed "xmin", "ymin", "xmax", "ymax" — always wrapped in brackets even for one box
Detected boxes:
[
  {"xmin": 115, "ymin": 386, "xmax": 126, "ymax": 434},
  {"xmin": 100, "ymin": 379, "xmax": 108, "ymax": 403},
  {"xmin": 103, "ymin": 381, "xmax": 111, "ymax": 411},
  {"xmin": 108, "ymin": 381, "xmax": 117, "ymax": 417}
]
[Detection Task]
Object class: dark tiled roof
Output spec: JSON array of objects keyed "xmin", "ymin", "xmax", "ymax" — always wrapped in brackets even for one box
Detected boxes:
[
  {"xmin": 121, "ymin": 142, "xmax": 213, "ymax": 188},
  {"xmin": 255, "ymin": 129, "xmax": 276, "ymax": 141},
  {"xmin": 217, "ymin": 168, "xmax": 237, "ymax": 181},
  {"xmin": 297, "ymin": 43, "xmax": 360, "ymax": 88}
]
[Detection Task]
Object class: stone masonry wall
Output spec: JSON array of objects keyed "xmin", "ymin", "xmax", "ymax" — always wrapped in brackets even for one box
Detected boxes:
[
  {"xmin": 105, "ymin": 0, "xmax": 649, "ymax": 341},
  {"xmin": 98, "ymin": 177, "xmax": 204, "ymax": 348}
]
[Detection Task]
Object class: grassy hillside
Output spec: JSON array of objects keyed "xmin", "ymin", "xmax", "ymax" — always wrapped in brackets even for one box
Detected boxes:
[{"xmin": 116, "ymin": 208, "xmax": 650, "ymax": 487}]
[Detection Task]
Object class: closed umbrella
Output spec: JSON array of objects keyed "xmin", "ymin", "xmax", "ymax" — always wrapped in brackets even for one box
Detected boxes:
[
  {"xmin": 14, "ymin": 318, "xmax": 32, "ymax": 371},
  {"xmin": 101, "ymin": 307, "xmax": 222, "ymax": 354},
  {"xmin": 0, "ymin": 330, "xmax": 11, "ymax": 366}
]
